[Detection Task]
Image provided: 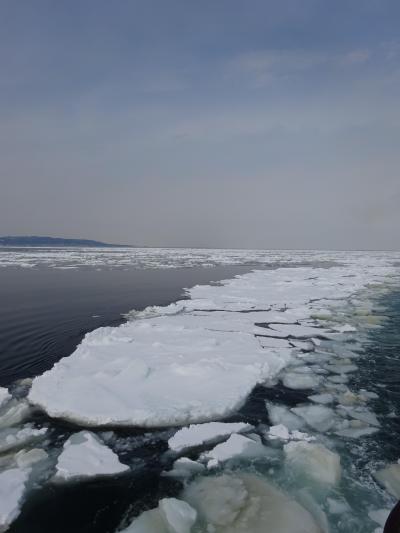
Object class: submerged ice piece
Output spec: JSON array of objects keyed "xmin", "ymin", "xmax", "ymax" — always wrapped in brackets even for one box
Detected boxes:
[
  {"xmin": 284, "ymin": 441, "xmax": 341, "ymax": 485},
  {"xmin": 54, "ymin": 430, "xmax": 129, "ymax": 482},
  {"xmin": 163, "ymin": 457, "xmax": 205, "ymax": 479},
  {"xmin": 121, "ymin": 498, "xmax": 197, "ymax": 533},
  {"xmin": 291, "ymin": 405, "xmax": 336, "ymax": 432},
  {"xmin": 373, "ymin": 460, "xmax": 400, "ymax": 499},
  {"xmin": 183, "ymin": 473, "xmax": 323, "ymax": 532},
  {"xmin": 0, "ymin": 387, "xmax": 11, "ymax": 409}
]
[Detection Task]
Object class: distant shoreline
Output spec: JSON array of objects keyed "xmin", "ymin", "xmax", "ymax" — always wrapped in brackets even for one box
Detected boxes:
[{"xmin": 0, "ymin": 236, "xmax": 134, "ymax": 248}]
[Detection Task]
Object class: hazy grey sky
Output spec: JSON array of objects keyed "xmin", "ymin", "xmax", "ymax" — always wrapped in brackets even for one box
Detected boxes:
[{"xmin": 1, "ymin": 0, "xmax": 399, "ymax": 249}]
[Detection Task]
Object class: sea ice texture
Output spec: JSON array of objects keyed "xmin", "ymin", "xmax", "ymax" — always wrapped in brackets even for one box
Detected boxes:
[{"xmin": 28, "ymin": 255, "xmax": 397, "ymax": 427}]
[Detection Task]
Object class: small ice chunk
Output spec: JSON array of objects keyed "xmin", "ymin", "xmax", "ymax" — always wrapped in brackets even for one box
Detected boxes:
[
  {"xmin": 373, "ymin": 462, "xmax": 400, "ymax": 499},
  {"xmin": 54, "ymin": 431, "xmax": 129, "ymax": 481},
  {"xmin": 308, "ymin": 393, "xmax": 334, "ymax": 405},
  {"xmin": 284, "ymin": 441, "xmax": 341, "ymax": 485},
  {"xmin": 0, "ymin": 468, "xmax": 30, "ymax": 531},
  {"xmin": 268, "ymin": 424, "xmax": 315, "ymax": 442},
  {"xmin": 283, "ymin": 372, "xmax": 321, "ymax": 390},
  {"xmin": 0, "ymin": 387, "xmax": 11, "ymax": 409},
  {"xmin": 168, "ymin": 422, "xmax": 252, "ymax": 453},
  {"xmin": 368, "ymin": 509, "xmax": 391, "ymax": 527},
  {"xmin": 266, "ymin": 402, "xmax": 305, "ymax": 430},
  {"xmin": 268, "ymin": 424, "xmax": 290, "ymax": 440},
  {"xmin": 163, "ymin": 458, "xmax": 205, "ymax": 479},
  {"xmin": 200, "ymin": 433, "xmax": 266, "ymax": 468},
  {"xmin": 291, "ymin": 405, "xmax": 336, "ymax": 432},
  {"xmin": 159, "ymin": 498, "xmax": 197, "ymax": 533}
]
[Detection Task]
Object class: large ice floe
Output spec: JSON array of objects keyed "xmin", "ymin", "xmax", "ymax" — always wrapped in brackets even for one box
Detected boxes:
[{"xmin": 28, "ymin": 257, "xmax": 397, "ymax": 427}]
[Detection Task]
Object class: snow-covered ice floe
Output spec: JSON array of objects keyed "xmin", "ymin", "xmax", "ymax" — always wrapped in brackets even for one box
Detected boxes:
[
  {"xmin": 54, "ymin": 431, "xmax": 129, "ymax": 482},
  {"xmin": 28, "ymin": 257, "xmax": 398, "ymax": 428}
]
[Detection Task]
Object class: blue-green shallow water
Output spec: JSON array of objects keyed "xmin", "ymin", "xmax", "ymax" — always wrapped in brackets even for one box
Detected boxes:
[{"xmin": 8, "ymin": 290, "xmax": 400, "ymax": 533}]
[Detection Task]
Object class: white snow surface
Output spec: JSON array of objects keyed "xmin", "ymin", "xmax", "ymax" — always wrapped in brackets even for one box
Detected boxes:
[
  {"xmin": 28, "ymin": 255, "xmax": 397, "ymax": 427},
  {"xmin": 168, "ymin": 422, "xmax": 252, "ymax": 453},
  {"xmin": 54, "ymin": 431, "xmax": 129, "ymax": 481}
]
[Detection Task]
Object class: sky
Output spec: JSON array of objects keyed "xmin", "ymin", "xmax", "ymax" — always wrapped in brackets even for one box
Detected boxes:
[{"xmin": 0, "ymin": 0, "xmax": 399, "ymax": 249}]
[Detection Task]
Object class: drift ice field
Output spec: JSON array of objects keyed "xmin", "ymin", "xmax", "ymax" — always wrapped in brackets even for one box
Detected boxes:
[{"xmin": 1, "ymin": 247, "xmax": 400, "ymax": 533}]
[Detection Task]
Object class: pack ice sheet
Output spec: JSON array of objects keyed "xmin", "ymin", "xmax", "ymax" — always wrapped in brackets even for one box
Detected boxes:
[{"xmin": 28, "ymin": 257, "xmax": 397, "ymax": 427}]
